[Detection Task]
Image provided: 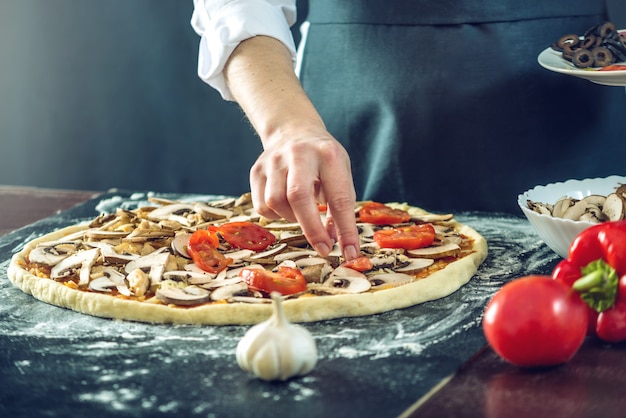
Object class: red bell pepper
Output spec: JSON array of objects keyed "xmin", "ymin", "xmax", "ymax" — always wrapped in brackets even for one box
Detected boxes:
[{"xmin": 552, "ymin": 220, "xmax": 626, "ymax": 342}]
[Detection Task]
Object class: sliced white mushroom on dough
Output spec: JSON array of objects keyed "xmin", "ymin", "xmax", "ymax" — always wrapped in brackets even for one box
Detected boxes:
[
  {"xmin": 124, "ymin": 249, "xmax": 172, "ymax": 285},
  {"xmin": 394, "ymin": 258, "xmax": 435, "ymax": 274},
  {"xmin": 367, "ymin": 272, "xmax": 415, "ymax": 289},
  {"xmin": 28, "ymin": 241, "xmax": 81, "ymax": 266},
  {"xmin": 170, "ymin": 232, "xmax": 192, "ymax": 258},
  {"xmin": 314, "ymin": 267, "xmax": 372, "ymax": 294},
  {"xmin": 248, "ymin": 243, "xmax": 288, "ymax": 261},
  {"xmin": 50, "ymin": 247, "xmax": 100, "ymax": 286},
  {"xmin": 193, "ymin": 202, "xmax": 234, "ymax": 219},
  {"xmin": 210, "ymin": 282, "xmax": 250, "ymax": 301},
  {"xmin": 89, "ymin": 268, "xmax": 131, "ymax": 296},
  {"xmin": 156, "ymin": 285, "xmax": 211, "ymax": 306},
  {"xmin": 407, "ymin": 243, "xmax": 461, "ymax": 259}
]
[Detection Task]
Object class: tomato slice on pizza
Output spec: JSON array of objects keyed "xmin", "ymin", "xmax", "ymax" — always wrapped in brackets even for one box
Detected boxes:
[
  {"xmin": 240, "ymin": 266, "xmax": 307, "ymax": 296},
  {"xmin": 218, "ymin": 221, "xmax": 276, "ymax": 251},
  {"xmin": 187, "ymin": 229, "xmax": 232, "ymax": 273},
  {"xmin": 358, "ymin": 201, "xmax": 411, "ymax": 224},
  {"xmin": 373, "ymin": 224, "xmax": 436, "ymax": 250}
]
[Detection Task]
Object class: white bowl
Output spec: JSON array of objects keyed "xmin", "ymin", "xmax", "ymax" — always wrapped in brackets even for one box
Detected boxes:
[{"xmin": 517, "ymin": 175, "xmax": 626, "ymax": 258}]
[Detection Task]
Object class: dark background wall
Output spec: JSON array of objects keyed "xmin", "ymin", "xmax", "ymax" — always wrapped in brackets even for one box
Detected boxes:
[
  {"xmin": 0, "ymin": 1, "xmax": 263, "ymax": 196},
  {"xmin": 0, "ymin": 1, "xmax": 623, "ymax": 195}
]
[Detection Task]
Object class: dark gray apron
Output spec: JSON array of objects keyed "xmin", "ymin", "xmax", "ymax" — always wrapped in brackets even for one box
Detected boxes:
[{"xmin": 299, "ymin": 0, "xmax": 626, "ymax": 213}]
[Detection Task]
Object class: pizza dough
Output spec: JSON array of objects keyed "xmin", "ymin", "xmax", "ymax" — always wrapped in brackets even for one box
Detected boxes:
[{"xmin": 7, "ymin": 196, "xmax": 488, "ymax": 325}]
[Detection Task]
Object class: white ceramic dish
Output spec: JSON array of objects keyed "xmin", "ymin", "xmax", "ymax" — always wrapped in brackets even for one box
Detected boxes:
[
  {"xmin": 517, "ymin": 175, "xmax": 626, "ymax": 258},
  {"xmin": 537, "ymin": 43, "xmax": 626, "ymax": 87}
]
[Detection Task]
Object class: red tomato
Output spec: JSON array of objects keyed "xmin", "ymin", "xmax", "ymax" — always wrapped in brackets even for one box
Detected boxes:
[
  {"xmin": 240, "ymin": 266, "xmax": 307, "ymax": 296},
  {"xmin": 359, "ymin": 202, "xmax": 411, "ymax": 225},
  {"xmin": 373, "ymin": 224, "xmax": 435, "ymax": 250},
  {"xmin": 482, "ymin": 275, "xmax": 588, "ymax": 367},
  {"xmin": 340, "ymin": 255, "xmax": 373, "ymax": 272},
  {"xmin": 218, "ymin": 221, "xmax": 276, "ymax": 251},
  {"xmin": 187, "ymin": 229, "xmax": 232, "ymax": 273}
]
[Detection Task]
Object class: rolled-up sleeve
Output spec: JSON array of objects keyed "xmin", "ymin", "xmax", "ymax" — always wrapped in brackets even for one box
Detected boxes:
[{"xmin": 191, "ymin": 0, "xmax": 297, "ymax": 100}]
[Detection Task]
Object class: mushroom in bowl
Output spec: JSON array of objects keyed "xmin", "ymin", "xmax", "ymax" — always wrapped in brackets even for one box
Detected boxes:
[{"xmin": 517, "ymin": 176, "xmax": 626, "ymax": 258}]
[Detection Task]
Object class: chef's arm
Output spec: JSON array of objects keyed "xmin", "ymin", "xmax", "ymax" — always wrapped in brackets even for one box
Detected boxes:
[{"xmin": 223, "ymin": 35, "xmax": 360, "ymax": 260}]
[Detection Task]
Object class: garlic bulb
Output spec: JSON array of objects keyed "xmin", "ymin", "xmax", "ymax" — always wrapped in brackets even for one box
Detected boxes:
[{"xmin": 236, "ymin": 292, "xmax": 318, "ymax": 381}]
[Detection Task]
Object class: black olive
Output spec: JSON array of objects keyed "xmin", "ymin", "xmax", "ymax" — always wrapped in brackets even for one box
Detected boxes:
[
  {"xmin": 592, "ymin": 46, "xmax": 615, "ymax": 67},
  {"xmin": 598, "ymin": 21, "xmax": 617, "ymax": 39},
  {"xmin": 556, "ymin": 34, "xmax": 579, "ymax": 50},
  {"xmin": 606, "ymin": 44, "xmax": 626, "ymax": 62},
  {"xmin": 580, "ymin": 34, "xmax": 596, "ymax": 50},
  {"xmin": 561, "ymin": 43, "xmax": 578, "ymax": 61},
  {"xmin": 572, "ymin": 49, "xmax": 594, "ymax": 68}
]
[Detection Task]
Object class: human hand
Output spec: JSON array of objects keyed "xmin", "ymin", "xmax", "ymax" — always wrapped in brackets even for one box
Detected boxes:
[{"xmin": 249, "ymin": 128, "xmax": 360, "ymax": 260}]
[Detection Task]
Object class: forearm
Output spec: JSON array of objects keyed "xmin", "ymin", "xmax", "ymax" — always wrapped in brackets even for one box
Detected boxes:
[{"xmin": 223, "ymin": 36, "xmax": 325, "ymax": 147}]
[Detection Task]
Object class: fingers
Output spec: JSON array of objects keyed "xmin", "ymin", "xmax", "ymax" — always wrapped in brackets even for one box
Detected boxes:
[
  {"xmin": 318, "ymin": 145, "xmax": 360, "ymax": 260},
  {"xmin": 249, "ymin": 136, "xmax": 358, "ymax": 259}
]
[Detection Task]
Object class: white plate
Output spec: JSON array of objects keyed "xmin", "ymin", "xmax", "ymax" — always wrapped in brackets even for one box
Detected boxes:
[{"xmin": 537, "ymin": 44, "xmax": 626, "ymax": 87}]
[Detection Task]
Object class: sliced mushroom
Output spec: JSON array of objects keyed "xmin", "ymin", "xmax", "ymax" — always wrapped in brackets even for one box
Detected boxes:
[
  {"xmin": 102, "ymin": 267, "xmax": 131, "ymax": 296},
  {"xmin": 28, "ymin": 241, "xmax": 81, "ymax": 266},
  {"xmin": 92, "ymin": 241, "xmax": 139, "ymax": 263},
  {"xmin": 156, "ymin": 286, "xmax": 210, "ymax": 306},
  {"xmin": 357, "ymin": 223, "xmax": 376, "ymax": 240},
  {"xmin": 193, "ymin": 202, "xmax": 234, "ymax": 219},
  {"xmin": 248, "ymin": 243, "xmax": 288, "ymax": 261},
  {"xmin": 223, "ymin": 249, "xmax": 255, "ymax": 265},
  {"xmin": 552, "ymin": 197, "xmax": 574, "ymax": 218},
  {"xmin": 262, "ymin": 221, "xmax": 302, "ymax": 230},
  {"xmin": 277, "ymin": 231, "xmax": 309, "ymax": 247},
  {"xmin": 171, "ymin": 233, "xmax": 192, "ymax": 258},
  {"xmin": 582, "ymin": 195, "xmax": 607, "ymax": 207},
  {"xmin": 407, "ymin": 243, "xmax": 461, "ymax": 259},
  {"xmin": 369, "ymin": 253, "xmax": 398, "ymax": 269},
  {"xmin": 410, "ymin": 213, "xmax": 454, "ymax": 223},
  {"xmin": 273, "ymin": 249, "xmax": 317, "ymax": 263},
  {"xmin": 163, "ymin": 270, "xmax": 216, "ymax": 284},
  {"xmin": 206, "ymin": 197, "xmax": 236, "ymax": 208},
  {"xmin": 368, "ymin": 272, "xmax": 415, "ymax": 289},
  {"xmin": 579, "ymin": 204, "xmax": 605, "ymax": 223},
  {"xmin": 295, "ymin": 257, "xmax": 330, "ymax": 268},
  {"xmin": 124, "ymin": 228, "xmax": 175, "ymax": 242},
  {"xmin": 223, "ymin": 263, "xmax": 264, "ymax": 276},
  {"xmin": 85, "ymin": 230, "xmax": 129, "ymax": 240},
  {"xmin": 316, "ymin": 267, "xmax": 372, "ymax": 294},
  {"xmin": 124, "ymin": 249, "xmax": 172, "ymax": 286},
  {"xmin": 147, "ymin": 203, "xmax": 195, "ymax": 221},
  {"xmin": 50, "ymin": 247, "xmax": 100, "ymax": 286},
  {"xmin": 394, "ymin": 258, "xmax": 434, "ymax": 274},
  {"xmin": 89, "ymin": 276, "xmax": 117, "ymax": 293},
  {"xmin": 603, "ymin": 193, "xmax": 625, "ymax": 221},
  {"xmin": 562, "ymin": 199, "xmax": 590, "ymax": 220},
  {"xmin": 527, "ymin": 199, "xmax": 552, "ymax": 216},
  {"xmin": 300, "ymin": 262, "xmax": 333, "ymax": 284},
  {"xmin": 210, "ymin": 282, "xmax": 250, "ymax": 301}
]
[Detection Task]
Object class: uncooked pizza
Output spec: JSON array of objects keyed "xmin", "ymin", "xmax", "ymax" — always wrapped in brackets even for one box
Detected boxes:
[{"xmin": 7, "ymin": 193, "xmax": 487, "ymax": 325}]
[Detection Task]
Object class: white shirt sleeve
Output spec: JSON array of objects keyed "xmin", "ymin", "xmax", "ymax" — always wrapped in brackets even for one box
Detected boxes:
[{"xmin": 191, "ymin": 0, "xmax": 298, "ymax": 101}]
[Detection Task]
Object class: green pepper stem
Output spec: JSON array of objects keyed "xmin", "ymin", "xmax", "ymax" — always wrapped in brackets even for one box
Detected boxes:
[
  {"xmin": 571, "ymin": 259, "xmax": 618, "ymax": 313},
  {"xmin": 572, "ymin": 270, "xmax": 604, "ymax": 292}
]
